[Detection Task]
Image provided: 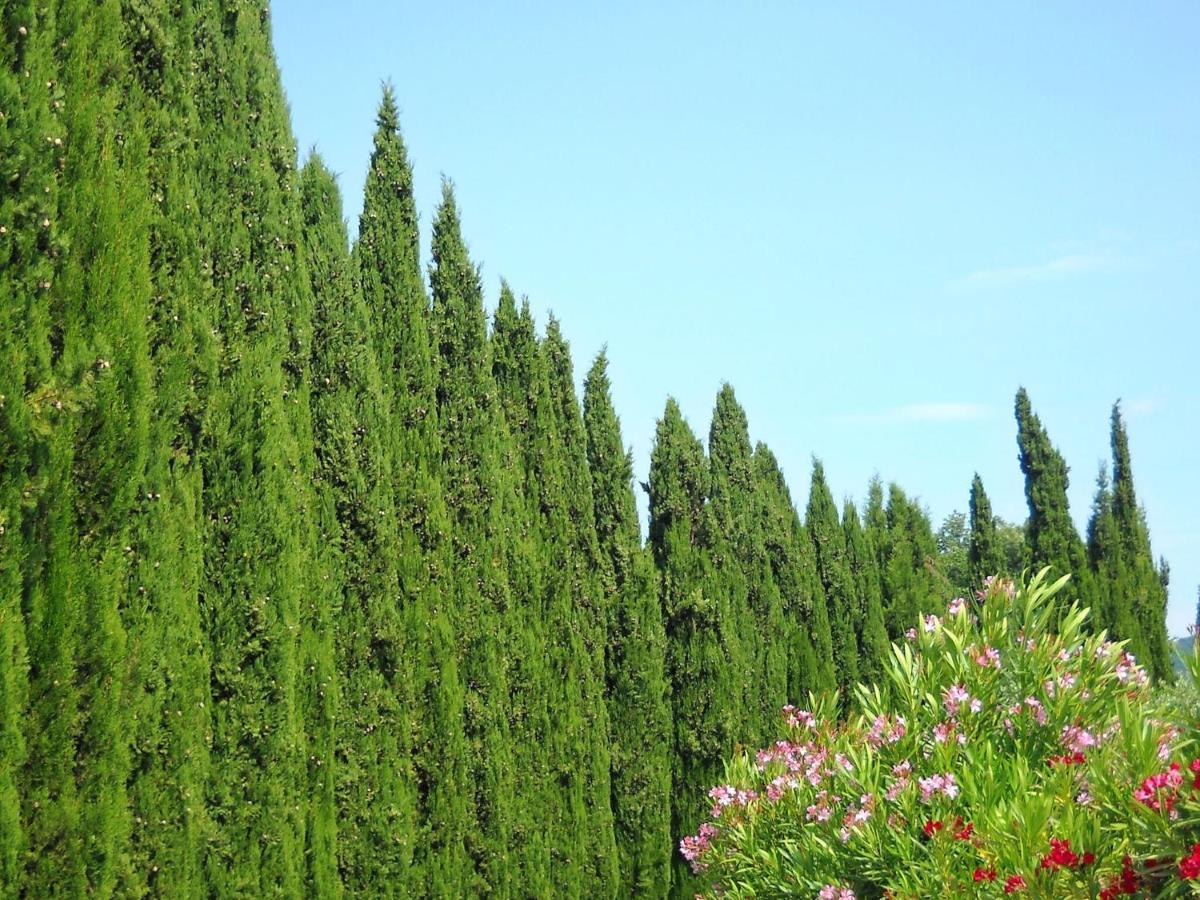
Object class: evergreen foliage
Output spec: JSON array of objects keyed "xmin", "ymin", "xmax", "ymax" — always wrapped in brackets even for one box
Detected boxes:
[
  {"xmin": 1014, "ymin": 388, "xmax": 1093, "ymax": 614},
  {"xmin": 805, "ymin": 461, "xmax": 859, "ymax": 696},
  {"xmin": 648, "ymin": 399, "xmax": 743, "ymax": 897},
  {"xmin": 0, "ymin": 6, "xmax": 1178, "ymax": 896},
  {"xmin": 752, "ymin": 445, "xmax": 836, "ymax": 700},
  {"xmin": 842, "ymin": 501, "xmax": 889, "ymax": 688},
  {"xmin": 354, "ymin": 88, "xmax": 473, "ymax": 895},
  {"xmin": 968, "ymin": 473, "xmax": 1004, "ymax": 586},
  {"xmin": 584, "ymin": 352, "xmax": 671, "ymax": 898},
  {"xmin": 1106, "ymin": 404, "xmax": 1173, "ymax": 681}
]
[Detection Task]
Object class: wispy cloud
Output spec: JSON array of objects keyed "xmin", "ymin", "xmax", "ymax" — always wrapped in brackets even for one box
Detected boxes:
[
  {"xmin": 957, "ymin": 252, "xmax": 1128, "ymax": 289},
  {"xmin": 1124, "ymin": 395, "xmax": 1167, "ymax": 417},
  {"xmin": 838, "ymin": 402, "xmax": 991, "ymax": 425}
]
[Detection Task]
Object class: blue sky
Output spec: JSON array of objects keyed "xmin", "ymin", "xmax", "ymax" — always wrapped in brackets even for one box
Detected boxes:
[{"xmin": 272, "ymin": 1, "xmax": 1199, "ymax": 636}]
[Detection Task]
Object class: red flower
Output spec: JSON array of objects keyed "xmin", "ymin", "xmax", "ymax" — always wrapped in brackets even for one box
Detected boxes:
[
  {"xmin": 923, "ymin": 820, "xmax": 944, "ymax": 838},
  {"xmin": 973, "ymin": 867, "xmax": 997, "ymax": 882},
  {"xmin": 1047, "ymin": 752, "xmax": 1086, "ymax": 767},
  {"xmin": 1180, "ymin": 843, "xmax": 1200, "ymax": 880},
  {"xmin": 1082, "ymin": 852, "xmax": 1095, "ymax": 866},
  {"xmin": 952, "ymin": 816, "xmax": 974, "ymax": 841},
  {"xmin": 1003, "ymin": 874, "xmax": 1027, "ymax": 893},
  {"xmin": 1040, "ymin": 838, "xmax": 1080, "ymax": 870},
  {"xmin": 1191, "ymin": 758, "xmax": 1200, "ymax": 790},
  {"xmin": 1098, "ymin": 855, "xmax": 1139, "ymax": 899}
]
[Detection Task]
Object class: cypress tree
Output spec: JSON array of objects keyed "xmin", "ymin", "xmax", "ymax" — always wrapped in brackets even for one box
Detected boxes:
[
  {"xmin": 708, "ymin": 385, "xmax": 786, "ymax": 742},
  {"xmin": 10, "ymin": 2, "xmax": 157, "ymax": 892},
  {"xmin": 1015, "ymin": 388, "xmax": 1092, "ymax": 610},
  {"xmin": 543, "ymin": 316, "xmax": 620, "ymax": 892},
  {"xmin": 114, "ymin": 3, "xmax": 219, "ymax": 893},
  {"xmin": 355, "ymin": 92, "xmax": 472, "ymax": 894},
  {"xmin": 968, "ymin": 473, "xmax": 1004, "ymax": 585},
  {"xmin": 1109, "ymin": 403, "xmax": 1172, "ymax": 681},
  {"xmin": 843, "ymin": 500, "xmax": 889, "ymax": 688},
  {"xmin": 186, "ymin": 3, "xmax": 335, "ymax": 891},
  {"xmin": 1086, "ymin": 465, "xmax": 1136, "ymax": 649},
  {"xmin": 303, "ymin": 153, "xmax": 422, "ymax": 894},
  {"xmin": 584, "ymin": 351, "xmax": 671, "ymax": 898},
  {"xmin": 489, "ymin": 287, "xmax": 612, "ymax": 895},
  {"xmin": 805, "ymin": 460, "xmax": 859, "ymax": 696},
  {"xmin": 648, "ymin": 399, "xmax": 742, "ymax": 898},
  {"xmin": 429, "ymin": 182, "xmax": 519, "ymax": 894},
  {"xmin": 753, "ymin": 444, "xmax": 836, "ymax": 700}
]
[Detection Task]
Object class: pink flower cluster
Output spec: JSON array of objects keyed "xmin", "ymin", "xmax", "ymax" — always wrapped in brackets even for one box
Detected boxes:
[
  {"xmin": 818, "ymin": 885, "xmax": 855, "ymax": 899},
  {"xmin": 679, "ymin": 822, "xmax": 718, "ymax": 871},
  {"xmin": 783, "ymin": 705, "xmax": 816, "ymax": 729},
  {"xmin": 973, "ymin": 644, "xmax": 1001, "ymax": 669},
  {"xmin": 866, "ymin": 714, "xmax": 906, "ymax": 748},
  {"xmin": 917, "ymin": 771, "xmax": 959, "ymax": 803},
  {"xmin": 1133, "ymin": 762, "xmax": 1185, "ymax": 816},
  {"xmin": 708, "ymin": 784, "xmax": 758, "ymax": 818}
]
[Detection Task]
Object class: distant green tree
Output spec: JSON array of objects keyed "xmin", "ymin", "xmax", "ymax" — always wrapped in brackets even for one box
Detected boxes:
[
  {"xmin": 968, "ymin": 474, "xmax": 1004, "ymax": 585},
  {"xmin": 584, "ymin": 352, "xmax": 672, "ymax": 898},
  {"xmin": 1086, "ymin": 464, "xmax": 1138, "ymax": 652},
  {"xmin": 1108, "ymin": 403, "xmax": 1173, "ymax": 681},
  {"xmin": 937, "ymin": 510, "xmax": 971, "ymax": 599}
]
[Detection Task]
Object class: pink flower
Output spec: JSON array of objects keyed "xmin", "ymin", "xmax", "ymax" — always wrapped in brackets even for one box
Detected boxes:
[
  {"xmin": 948, "ymin": 596, "xmax": 967, "ymax": 616},
  {"xmin": 679, "ymin": 822, "xmax": 719, "ymax": 872},
  {"xmin": 782, "ymin": 705, "xmax": 816, "ymax": 728},
  {"xmin": 918, "ymin": 772, "xmax": 958, "ymax": 803},
  {"xmin": 974, "ymin": 645, "xmax": 1001, "ymax": 669},
  {"xmin": 1061, "ymin": 725, "xmax": 1098, "ymax": 755},
  {"xmin": 922, "ymin": 614, "xmax": 941, "ymax": 633},
  {"xmin": 943, "ymin": 684, "xmax": 970, "ymax": 716}
]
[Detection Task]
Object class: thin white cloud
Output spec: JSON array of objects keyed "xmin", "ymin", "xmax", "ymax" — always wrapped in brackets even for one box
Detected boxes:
[
  {"xmin": 839, "ymin": 402, "xmax": 991, "ymax": 425},
  {"xmin": 1125, "ymin": 395, "xmax": 1166, "ymax": 417},
  {"xmin": 957, "ymin": 252, "xmax": 1127, "ymax": 289}
]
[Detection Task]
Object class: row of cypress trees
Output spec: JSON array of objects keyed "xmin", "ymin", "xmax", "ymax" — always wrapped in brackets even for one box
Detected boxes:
[
  {"xmin": 966, "ymin": 390, "xmax": 1174, "ymax": 683},
  {"xmin": 0, "ymin": 3, "xmax": 1175, "ymax": 897}
]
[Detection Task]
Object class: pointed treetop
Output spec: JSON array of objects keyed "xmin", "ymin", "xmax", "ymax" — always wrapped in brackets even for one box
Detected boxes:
[
  {"xmin": 709, "ymin": 384, "xmax": 753, "ymax": 476},
  {"xmin": 376, "ymin": 83, "xmax": 400, "ymax": 133}
]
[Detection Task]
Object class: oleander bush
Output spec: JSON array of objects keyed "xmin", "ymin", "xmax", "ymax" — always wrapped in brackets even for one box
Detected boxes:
[{"xmin": 682, "ymin": 570, "xmax": 1200, "ymax": 898}]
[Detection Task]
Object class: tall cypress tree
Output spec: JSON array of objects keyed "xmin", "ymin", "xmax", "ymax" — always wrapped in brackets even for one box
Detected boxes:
[
  {"xmin": 10, "ymin": 2, "xmax": 157, "ymax": 892},
  {"xmin": 753, "ymin": 444, "xmax": 836, "ymax": 700},
  {"xmin": 303, "ymin": 153, "xmax": 424, "ymax": 895},
  {"xmin": 805, "ymin": 461, "xmax": 859, "ymax": 696},
  {"xmin": 1015, "ymin": 388, "xmax": 1092, "ymax": 613},
  {"xmin": 186, "ymin": 3, "xmax": 336, "ymax": 891},
  {"xmin": 843, "ymin": 500, "xmax": 889, "ymax": 688},
  {"xmin": 648, "ymin": 399, "xmax": 742, "ymax": 898},
  {"xmin": 118, "ymin": 2, "xmax": 217, "ymax": 893},
  {"xmin": 543, "ymin": 317, "xmax": 620, "ymax": 892},
  {"xmin": 1108, "ymin": 403, "xmax": 1172, "ymax": 681},
  {"xmin": 489, "ymin": 288, "xmax": 613, "ymax": 896},
  {"xmin": 968, "ymin": 473, "xmax": 1004, "ymax": 585},
  {"xmin": 429, "ymin": 182, "xmax": 519, "ymax": 894},
  {"xmin": 707, "ymin": 385, "xmax": 786, "ymax": 742},
  {"xmin": 1086, "ymin": 465, "xmax": 1132, "ymax": 648},
  {"xmin": 584, "ymin": 352, "xmax": 671, "ymax": 898},
  {"xmin": 355, "ymin": 95, "xmax": 472, "ymax": 894}
]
